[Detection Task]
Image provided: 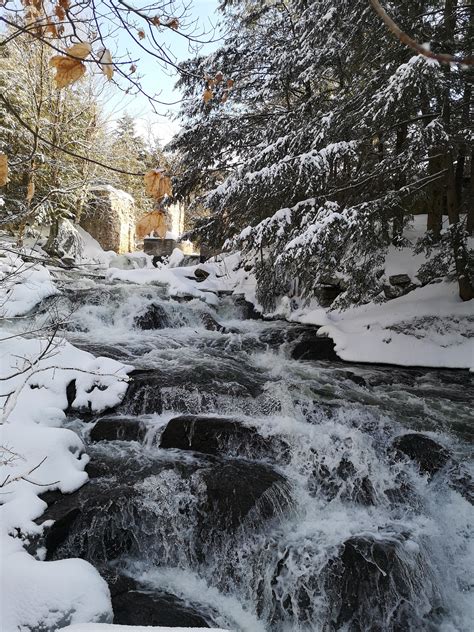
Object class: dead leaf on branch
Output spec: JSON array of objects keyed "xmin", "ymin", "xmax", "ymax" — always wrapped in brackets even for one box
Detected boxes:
[
  {"xmin": 50, "ymin": 56, "xmax": 86, "ymax": 88},
  {"xmin": 167, "ymin": 18, "xmax": 179, "ymax": 30},
  {"xmin": 203, "ymin": 88, "xmax": 213, "ymax": 103},
  {"xmin": 144, "ymin": 169, "xmax": 172, "ymax": 200},
  {"xmin": 138, "ymin": 29, "xmax": 146, "ymax": 40},
  {"xmin": 58, "ymin": 0, "xmax": 69, "ymax": 8},
  {"xmin": 54, "ymin": 5, "xmax": 65, "ymax": 20},
  {"xmin": 26, "ymin": 181, "xmax": 35, "ymax": 202},
  {"xmin": 0, "ymin": 154, "xmax": 8, "ymax": 187},
  {"xmin": 151, "ymin": 16, "xmax": 161, "ymax": 26},
  {"xmin": 49, "ymin": 41, "xmax": 91, "ymax": 88},
  {"xmin": 99, "ymin": 48, "xmax": 114, "ymax": 80},
  {"xmin": 66, "ymin": 41, "xmax": 92, "ymax": 59}
]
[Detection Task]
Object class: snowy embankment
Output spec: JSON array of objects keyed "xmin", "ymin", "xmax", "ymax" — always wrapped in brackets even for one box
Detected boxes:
[{"xmin": 0, "ymin": 252, "xmax": 133, "ymax": 631}]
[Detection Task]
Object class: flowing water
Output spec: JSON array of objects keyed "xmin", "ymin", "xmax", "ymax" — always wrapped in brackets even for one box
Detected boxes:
[{"xmin": 32, "ymin": 273, "xmax": 473, "ymax": 631}]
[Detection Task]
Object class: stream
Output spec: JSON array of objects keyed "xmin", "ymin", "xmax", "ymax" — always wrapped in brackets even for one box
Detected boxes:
[{"xmin": 30, "ymin": 271, "xmax": 473, "ymax": 631}]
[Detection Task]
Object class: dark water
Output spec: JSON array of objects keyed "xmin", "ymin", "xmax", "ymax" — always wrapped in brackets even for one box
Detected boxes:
[{"xmin": 34, "ymin": 276, "xmax": 473, "ymax": 631}]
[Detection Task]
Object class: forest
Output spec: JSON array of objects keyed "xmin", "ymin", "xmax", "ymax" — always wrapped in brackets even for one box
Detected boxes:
[{"xmin": 0, "ymin": 2, "xmax": 473, "ymax": 632}]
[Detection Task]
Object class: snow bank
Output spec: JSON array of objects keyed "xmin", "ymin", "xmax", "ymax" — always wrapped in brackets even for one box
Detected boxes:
[
  {"xmin": 295, "ymin": 282, "xmax": 474, "ymax": 369},
  {"xmin": 1, "ymin": 323, "xmax": 132, "ymax": 628},
  {"xmin": 0, "ymin": 251, "xmax": 58, "ymax": 318},
  {"xmin": 62, "ymin": 625, "xmax": 228, "ymax": 631}
]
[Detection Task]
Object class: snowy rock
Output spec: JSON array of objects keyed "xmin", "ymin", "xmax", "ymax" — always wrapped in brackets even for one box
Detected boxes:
[
  {"xmin": 389, "ymin": 273, "xmax": 412, "ymax": 287},
  {"xmin": 194, "ymin": 267, "xmax": 210, "ymax": 282}
]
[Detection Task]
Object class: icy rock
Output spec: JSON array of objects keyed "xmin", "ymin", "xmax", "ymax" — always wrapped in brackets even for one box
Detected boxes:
[
  {"xmin": 233, "ymin": 294, "xmax": 262, "ymax": 319},
  {"xmin": 200, "ymin": 312, "xmax": 227, "ymax": 332},
  {"xmin": 90, "ymin": 416, "xmax": 147, "ymax": 443}
]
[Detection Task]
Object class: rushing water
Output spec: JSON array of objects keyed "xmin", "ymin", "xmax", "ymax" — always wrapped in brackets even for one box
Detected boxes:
[{"xmin": 32, "ymin": 273, "xmax": 473, "ymax": 631}]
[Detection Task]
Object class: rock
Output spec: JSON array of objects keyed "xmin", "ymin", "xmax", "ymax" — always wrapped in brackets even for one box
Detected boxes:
[
  {"xmin": 200, "ymin": 460, "xmax": 291, "ymax": 531},
  {"xmin": 314, "ymin": 284, "xmax": 342, "ymax": 308},
  {"xmin": 134, "ymin": 303, "xmax": 170, "ymax": 330},
  {"xmin": 323, "ymin": 534, "xmax": 430, "ymax": 630},
  {"xmin": 233, "ymin": 295, "xmax": 262, "ymax": 320},
  {"xmin": 80, "ymin": 186, "xmax": 135, "ymax": 254},
  {"xmin": 102, "ymin": 571, "xmax": 212, "ymax": 628},
  {"xmin": 160, "ymin": 415, "xmax": 288, "ymax": 460},
  {"xmin": 317, "ymin": 459, "xmax": 375, "ymax": 505},
  {"xmin": 194, "ymin": 268, "xmax": 210, "ymax": 282},
  {"xmin": 90, "ymin": 416, "xmax": 147, "ymax": 442},
  {"xmin": 200, "ymin": 312, "xmax": 226, "ymax": 333},
  {"xmin": 389, "ymin": 274, "xmax": 411, "ymax": 287},
  {"xmin": 291, "ymin": 334, "xmax": 339, "ymax": 362},
  {"xmin": 112, "ymin": 589, "xmax": 211, "ymax": 628},
  {"xmin": 383, "ymin": 282, "xmax": 418, "ymax": 300},
  {"xmin": 392, "ymin": 433, "xmax": 450, "ymax": 477}
]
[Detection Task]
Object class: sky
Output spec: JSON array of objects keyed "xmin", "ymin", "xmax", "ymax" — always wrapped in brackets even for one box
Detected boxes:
[{"xmin": 106, "ymin": 0, "xmax": 221, "ymax": 146}]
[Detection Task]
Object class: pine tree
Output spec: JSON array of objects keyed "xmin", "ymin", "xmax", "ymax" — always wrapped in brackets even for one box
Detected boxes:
[{"xmin": 170, "ymin": 0, "xmax": 473, "ymax": 306}]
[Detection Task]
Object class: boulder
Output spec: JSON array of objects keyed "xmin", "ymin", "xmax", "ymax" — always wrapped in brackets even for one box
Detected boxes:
[
  {"xmin": 194, "ymin": 268, "xmax": 210, "ymax": 282},
  {"xmin": 134, "ymin": 303, "xmax": 170, "ymax": 329},
  {"xmin": 392, "ymin": 433, "xmax": 450, "ymax": 477},
  {"xmin": 389, "ymin": 274, "xmax": 412, "ymax": 287},
  {"xmin": 291, "ymin": 335, "xmax": 339, "ymax": 362},
  {"xmin": 323, "ymin": 534, "xmax": 430, "ymax": 630},
  {"xmin": 90, "ymin": 416, "xmax": 146, "ymax": 442},
  {"xmin": 160, "ymin": 415, "xmax": 288, "ymax": 460},
  {"xmin": 200, "ymin": 312, "xmax": 226, "ymax": 333},
  {"xmin": 233, "ymin": 295, "xmax": 262, "ymax": 320}
]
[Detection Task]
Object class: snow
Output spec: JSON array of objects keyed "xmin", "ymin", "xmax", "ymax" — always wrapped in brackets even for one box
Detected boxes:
[
  {"xmin": 62, "ymin": 625, "xmax": 228, "ymax": 631},
  {"xmin": 295, "ymin": 282, "xmax": 474, "ymax": 369},
  {"xmin": 0, "ymin": 251, "xmax": 58, "ymax": 317},
  {"xmin": 1, "ymin": 260, "xmax": 132, "ymax": 631}
]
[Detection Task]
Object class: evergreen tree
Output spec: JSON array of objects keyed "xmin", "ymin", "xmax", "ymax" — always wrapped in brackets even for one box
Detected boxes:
[{"xmin": 171, "ymin": 0, "xmax": 473, "ymax": 306}]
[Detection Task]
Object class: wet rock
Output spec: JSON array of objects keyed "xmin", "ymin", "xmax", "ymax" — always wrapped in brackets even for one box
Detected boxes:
[
  {"xmin": 102, "ymin": 572, "xmax": 212, "ymax": 628},
  {"xmin": 112, "ymin": 589, "xmax": 211, "ymax": 628},
  {"xmin": 120, "ymin": 370, "xmax": 163, "ymax": 415},
  {"xmin": 160, "ymin": 415, "xmax": 288, "ymax": 460},
  {"xmin": 233, "ymin": 295, "xmax": 262, "ymax": 320},
  {"xmin": 134, "ymin": 303, "xmax": 170, "ymax": 330},
  {"xmin": 194, "ymin": 268, "xmax": 210, "ymax": 282},
  {"xmin": 66, "ymin": 379, "xmax": 77, "ymax": 409},
  {"xmin": 200, "ymin": 312, "xmax": 226, "ymax": 333},
  {"xmin": 291, "ymin": 334, "xmax": 339, "ymax": 362},
  {"xmin": 393, "ymin": 433, "xmax": 450, "ymax": 477},
  {"xmin": 323, "ymin": 534, "xmax": 431, "ymax": 630},
  {"xmin": 200, "ymin": 460, "xmax": 290, "ymax": 531},
  {"xmin": 317, "ymin": 459, "xmax": 375, "ymax": 505},
  {"xmin": 90, "ymin": 416, "xmax": 147, "ymax": 442}
]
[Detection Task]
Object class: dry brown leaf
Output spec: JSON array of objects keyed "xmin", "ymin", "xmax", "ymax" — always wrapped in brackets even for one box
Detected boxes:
[
  {"xmin": 137, "ymin": 29, "xmax": 146, "ymax": 40},
  {"xmin": 167, "ymin": 18, "xmax": 179, "ymax": 30},
  {"xmin": 58, "ymin": 0, "xmax": 69, "ymax": 8},
  {"xmin": 151, "ymin": 16, "xmax": 161, "ymax": 26},
  {"xmin": 226, "ymin": 78, "xmax": 235, "ymax": 88},
  {"xmin": 46, "ymin": 22, "xmax": 58, "ymax": 38},
  {"xmin": 54, "ymin": 5, "xmax": 65, "ymax": 20},
  {"xmin": 99, "ymin": 48, "xmax": 114, "ymax": 80},
  {"xmin": 215, "ymin": 72, "xmax": 224, "ymax": 84},
  {"xmin": 203, "ymin": 88, "xmax": 213, "ymax": 103},
  {"xmin": 144, "ymin": 169, "xmax": 172, "ymax": 200},
  {"xmin": 129, "ymin": 63, "xmax": 137, "ymax": 74},
  {"xmin": 221, "ymin": 90, "xmax": 229, "ymax": 103},
  {"xmin": 50, "ymin": 56, "xmax": 86, "ymax": 88},
  {"xmin": 26, "ymin": 181, "xmax": 35, "ymax": 202},
  {"xmin": 136, "ymin": 210, "xmax": 168, "ymax": 240},
  {"xmin": 66, "ymin": 41, "xmax": 92, "ymax": 59},
  {"xmin": 0, "ymin": 154, "xmax": 8, "ymax": 187}
]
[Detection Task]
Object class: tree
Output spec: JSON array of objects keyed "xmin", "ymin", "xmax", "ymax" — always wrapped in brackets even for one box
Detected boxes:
[{"xmin": 170, "ymin": 0, "xmax": 473, "ymax": 306}]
